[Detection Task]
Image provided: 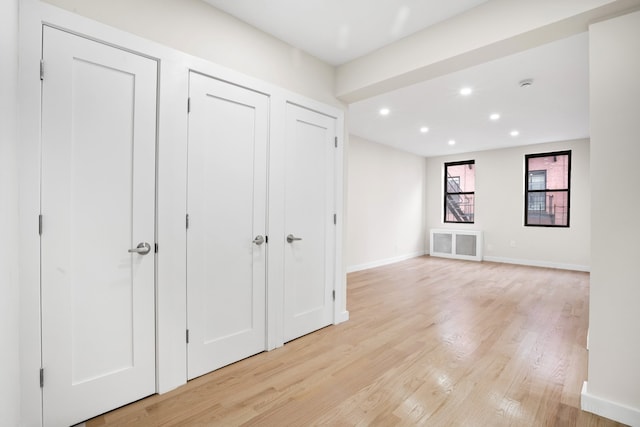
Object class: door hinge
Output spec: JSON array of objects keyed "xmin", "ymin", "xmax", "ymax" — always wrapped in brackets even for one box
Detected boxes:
[
  {"xmin": 186, "ymin": 329, "xmax": 190, "ymax": 344},
  {"xmin": 155, "ymin": 243, "xmax": 159, "ymax": 253},
  {"xmin": 39, "ymin": 368, "xmax": 44, "ymax": 388},
  {"xmin": 187, "ymin": 97, "xmax": 191, "ymax": 114},
  {"xmin": 332, "ymin": 290, "xmax": 336, "ymax": 301},
  {"xmin": 334, "ymin": 136, "xmax": 338, "ymax": 148},
  {"xmin": 186, "ymin": 214, "xmax": 190, "ymax": 229},
  {"xmin": 38, "ymin": 214, "xmax": 43, "ymax": 235},
  {"xmin": 40, "ymin": 60, "xmax": 44, "ymax": 81},
  {"xmin": 333, "ymin": 214, "xmax": 337, "ymax": 225}
]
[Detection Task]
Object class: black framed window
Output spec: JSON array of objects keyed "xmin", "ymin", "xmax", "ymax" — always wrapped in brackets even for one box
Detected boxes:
[
  {"xmin": 525, "ymin": 150, "xmax": 571, "ymax": 227},
  {"xmin": 444, "ymin": 160, "xmax": 475, "ymax": 223}
]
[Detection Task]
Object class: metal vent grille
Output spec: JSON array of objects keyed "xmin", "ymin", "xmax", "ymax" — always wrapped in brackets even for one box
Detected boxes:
[
  {"xmin": 456, "ymin": 234, "xmax": 477, "ymax": 256},
  {"xmin": 433, "ymin": 233, "xmax": 453, "ymax": 254}
]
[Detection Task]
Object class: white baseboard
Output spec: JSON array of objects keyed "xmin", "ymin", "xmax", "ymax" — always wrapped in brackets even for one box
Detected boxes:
[
  {"xmin": 582, "ymin": 381, "xmax": 640, "ymax": 426},
  {"xmin": 335, "ymin": 310, "xmax": 349, "ymax": 323},
  {"xmin": 346, "ymin": 251, "xmax": 427, "ymax": 273},
  {"xmin": 483, "ymin": 256, "xmax": 590, "ymax": 272},
  {"xmin": 347, "ymin": 253, "xmax": 589, "ymax": 273}
]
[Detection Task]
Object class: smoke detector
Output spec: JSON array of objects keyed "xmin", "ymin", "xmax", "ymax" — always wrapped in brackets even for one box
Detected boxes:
[{"xmin": 519, "ymin": 79, "xmax": 534, "ymax": 88}]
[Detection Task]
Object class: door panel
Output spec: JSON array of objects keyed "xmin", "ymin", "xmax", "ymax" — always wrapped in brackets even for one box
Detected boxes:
[
  {"xmin": 187, "ymin": 72, "xmax": 268, "ymax": 380},
  {"xmin": 283, "ymin": 103, "xmax": 336, "ymax": 342},
  {"xmin": 41, "ymin": 27, "xmax": 157, "ymax": 426}
]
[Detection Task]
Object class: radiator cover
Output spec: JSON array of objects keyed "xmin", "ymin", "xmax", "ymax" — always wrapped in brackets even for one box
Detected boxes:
[{"xmin": 429, "ymin": 229, "xmax": 483, "ymax": 261}]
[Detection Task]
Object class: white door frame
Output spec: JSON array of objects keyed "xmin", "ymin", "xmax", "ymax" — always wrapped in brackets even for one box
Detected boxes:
[{"xmin": 19, "ymin": 3, "xmax": 347, "ymax": 425}]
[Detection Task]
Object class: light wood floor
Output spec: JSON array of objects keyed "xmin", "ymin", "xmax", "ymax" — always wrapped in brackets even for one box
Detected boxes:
[{"xmin": 87, "ymin": 257, "xmax": 626, "ymax": 426}]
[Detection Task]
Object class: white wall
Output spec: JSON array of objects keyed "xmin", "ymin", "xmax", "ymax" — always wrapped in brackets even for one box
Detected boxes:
[
  {"xmin": 347, "ymin": 136, "xmax": 427, "ymax": 271},
  {"xmin": 0, "ymin": 0, "xmax": 21, "ymax": 424},
  {"xmin": 426, "ymin": 139, "xmax": 590, "ymax": 270},
  {"xmin": 582, "ymin": 10, "xmax": 640, "ymax": 426},
  {"xmin": 42, "ymin": 0, "xmax": 340, "ymax": 108}
]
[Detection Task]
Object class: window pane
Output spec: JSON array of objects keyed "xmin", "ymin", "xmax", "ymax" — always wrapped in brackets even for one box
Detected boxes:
[
  {"xmin": 446, "ymin": 163, "xmax": 475, "ymax": 192},
  {"xmin": 528, "ymin": 191, "xmax": 546, "ymax": 211},
  {"xmin": 526, "ymin": 191, "xmax": 569, "ymax": 226},
  {"xmin": 528, "ymin": 170, "xmax": 546, "ymax": 190},
  {"xmin": 446, "ymin": 176, "xmax": 460, "ymax": 193},
  {"xmin": 527, "ymin": 154, "xmax": 569, "ymax": 190},
  {"xmin": 445, "ymin": 194, "xmax": 475, "ymax": 223}
]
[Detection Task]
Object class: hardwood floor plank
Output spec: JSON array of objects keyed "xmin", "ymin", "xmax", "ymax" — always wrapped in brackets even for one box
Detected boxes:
[{"xmin": 86, "ymin": 257, "xmax": 627, "ymax": 426}]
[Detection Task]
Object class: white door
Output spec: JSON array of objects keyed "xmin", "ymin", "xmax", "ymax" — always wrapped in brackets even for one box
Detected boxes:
[
  {"xmin": 283, "ymin": 103, "xmax": 336, "ymax": 342},
  {"xmin": 40, "ymin": 27, "xmax": 157, "ymax": 426},
  {"xmin": 186, "ymin": 72, "xmax": 268, "ymax": 379}
]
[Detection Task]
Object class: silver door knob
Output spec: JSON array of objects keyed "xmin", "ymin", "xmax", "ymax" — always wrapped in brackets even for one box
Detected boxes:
[
  {"xmin": 253, "ymin": 235, "xmax": 265, "ymax": 245},
  {"xmin": 128, "ymin": 242, "xmax": 151, "ymax": 255},
  {"xmin": 286, "ymin": 234, "xmax": 302, "ymax": 243}
]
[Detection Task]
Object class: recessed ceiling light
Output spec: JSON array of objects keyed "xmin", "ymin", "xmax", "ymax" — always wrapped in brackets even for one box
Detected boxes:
[
  {"xmin": 490, "ymin": 113, "xmax": 501, "ymax": 121},
  {"xmin": 448, "ymin": 139, "xmax": 456, "ymax": 146},
  {"xmin": 420, "ymin": 126, "xmax": 429, "ymax": 133},
  {"xmin": 459, "ymin": 87, "xmax": 473, "ymax": 96},
  {"xmin": 510, "ymin": 130, "xmax": 520, "ymax": 137},
  {"xmin": 379, "ymin": 108, "xmax": 390, "ymax": 116}
]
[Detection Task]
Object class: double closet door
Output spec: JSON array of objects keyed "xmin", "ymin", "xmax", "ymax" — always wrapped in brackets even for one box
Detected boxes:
[{"xmin": 185, "ymin": 74, "xmax": 338, "ymax": 378}]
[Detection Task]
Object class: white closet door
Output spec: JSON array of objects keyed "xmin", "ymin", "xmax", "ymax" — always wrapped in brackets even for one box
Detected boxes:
[
  {"xmin": 187, "ymin": 72, "xmax": 268, "ymax": 379},
  {"xmin": 283, "ymin": 103, "xmax": 336, "ymax": 342},
  {"xmin": 40, "ymin": 26, "xmax": 157, "ymax": 427}
]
